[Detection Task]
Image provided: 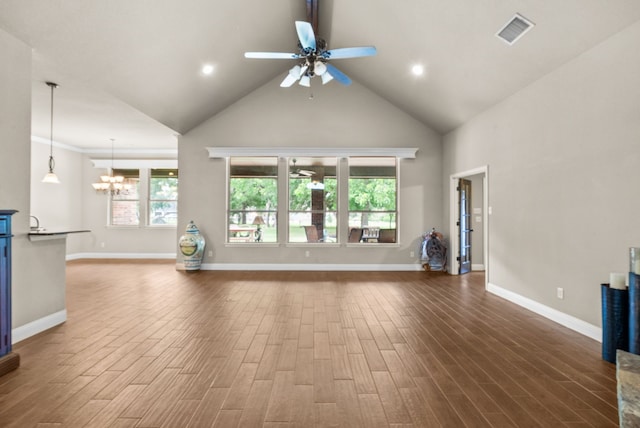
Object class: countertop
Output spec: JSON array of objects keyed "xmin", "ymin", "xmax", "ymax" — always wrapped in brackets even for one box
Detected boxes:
[{"xmin": 28, "ymin": 229, "xmax": 91, "ymax": 241}]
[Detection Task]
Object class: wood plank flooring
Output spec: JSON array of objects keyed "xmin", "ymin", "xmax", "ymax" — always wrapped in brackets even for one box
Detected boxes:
[{"xmin": 0, "ymin": 260, "xmax": 617, "ymax": 427}]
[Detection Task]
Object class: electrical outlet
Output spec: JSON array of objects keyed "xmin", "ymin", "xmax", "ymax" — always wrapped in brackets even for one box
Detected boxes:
[
  {"xmin": 305, "ymin": 250, "xmax": 310, "ymax": 257},
  {"xmin": 100, "ymin": 242, "xmax": 105, "ymax": 248},
  {"xmin": 557, "ymin": 287, "xmax": 564, "ymax": 299},
  {"xmin": 409, "ymin": 251, "xmax": 415, "ymax": 258},
  {"xmin": 208, "ymin": 250, "xmax": 213, "ymax": 257}
]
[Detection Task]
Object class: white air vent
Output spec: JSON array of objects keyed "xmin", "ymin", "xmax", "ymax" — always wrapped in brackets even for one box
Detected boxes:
[{"xmin": 496, "ymin": 13, "xmax": 534, "ymax": 45}]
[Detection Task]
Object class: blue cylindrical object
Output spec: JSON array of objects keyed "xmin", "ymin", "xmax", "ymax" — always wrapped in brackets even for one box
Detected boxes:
[
  {"xmin": 601, "ymin": 283, "xmax": 629, "ymax": 363},
  {"xmin": 629, "ymin": 273, "xmax": 640, "ymax": 355}
]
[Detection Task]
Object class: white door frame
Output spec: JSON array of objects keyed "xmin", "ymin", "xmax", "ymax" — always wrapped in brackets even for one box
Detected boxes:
[{"xmin": 449, "ymin": 165, "xmax": 489, "ymax": 289}]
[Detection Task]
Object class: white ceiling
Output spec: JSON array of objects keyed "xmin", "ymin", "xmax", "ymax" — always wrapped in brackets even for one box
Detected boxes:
[{"xmin": 1, "ymin": 0, "xmax": 639, "ymax": 152}]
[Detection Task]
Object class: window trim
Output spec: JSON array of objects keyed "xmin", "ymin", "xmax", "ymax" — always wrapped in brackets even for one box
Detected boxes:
[
  {"xmin": 347, "ymin": 157, "xmax": 399, "ymax": 245},
  {"xmin": 208, "ymin": 147, "xmax": 417, "ymax": 159},
  {"xmin": 224, "ymin": 153, "xmax": 403, "ymax": 246}
]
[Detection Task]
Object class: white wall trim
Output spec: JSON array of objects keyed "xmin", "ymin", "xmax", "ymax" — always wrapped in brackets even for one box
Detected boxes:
[
  {"xmin": 32, "ymin": 136, "xmax": 177, "ymax": 156},
  {"xmin": 12, "ymin": 309, "xmax": 67, "ymax": 344},
  {"xmin": 207, "ymin": 147, "xmax": 418, "ymax": 159},
  {"xmin": 177, "ymin": 262, "xmax": 424, "ymax": 271},
  {"xmin": 67, "ymin": 252, "xmax": 176, "ymax": 261},
  {"xmin": 90, "ymin": 159, "xmax": 178, "ymax": 169},
  {"xmin": 487, "ymin": 282, "xmax": 601, "ymax": 342},
  {"xmin": 471, "ymin": 264, "xmax": 485, "ymax": 271}
]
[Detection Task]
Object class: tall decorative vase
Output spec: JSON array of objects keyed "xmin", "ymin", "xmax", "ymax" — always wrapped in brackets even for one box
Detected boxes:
[
  {"xmin": 179, "ymin": 220, "xmax": 206, "ymax": 271},
  {"xmin": 629, "ymin": 248, "xmax": 640, "ymax": 354},
  {"xmin": 601, "ymin": 284, "xmax": 629, "ymax": 363}
]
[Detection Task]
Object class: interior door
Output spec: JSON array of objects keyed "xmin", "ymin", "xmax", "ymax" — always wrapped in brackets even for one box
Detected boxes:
[{"xmin": 458, "ymin": 178, "xmax": 473, "ymax": 274}]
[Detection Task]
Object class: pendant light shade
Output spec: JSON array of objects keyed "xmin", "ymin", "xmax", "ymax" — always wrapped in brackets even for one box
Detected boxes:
[{"xmin": 42, "ymin": 81, "xmax": 60, "ymax": 184}]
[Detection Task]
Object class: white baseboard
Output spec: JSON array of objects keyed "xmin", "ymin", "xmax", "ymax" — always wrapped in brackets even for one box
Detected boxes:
[
  {"xmin": 176, "ymin": 263, "xmax": 424, "ymax": 272},
  {"xmin": 67, "ymin": 253, "xmax": 176, "ymax": 261},
  {"xmin": 472, "ymin": 264, "xmax": 485, "ymax": 271},
  {"xmin": 12, "ymin": 309, "xmax": 67, "ymax": 344},
  {"xmin": 487, "ymin": 282, "xmax": 601, "ymax": 342}
]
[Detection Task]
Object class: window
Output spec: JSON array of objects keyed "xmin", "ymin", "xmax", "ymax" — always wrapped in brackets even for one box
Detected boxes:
[
  {"xmin": 149, "ymin": 169, "xmax": 178, "ymax": 226},
  {"xmin": 110, "ymin": 169, "xmax": 140, "ymax": 226},
  {"xmin": 223, "ymin": 153, "xmax": 403, "ymax": 245},
  {"xmin": 109, "ymin": 168, "xmax": 179, "ymax": 227},
  {"xmin": 228, "ymin": 157, "xmax": 278, "ymax": 243},
  {"xmin": 348, "ymin": 157, "xmax": 397, "ymax": 243},
  {"xmin": 288, "ymin": 157, "xmax": 337, "ymax": 243}
]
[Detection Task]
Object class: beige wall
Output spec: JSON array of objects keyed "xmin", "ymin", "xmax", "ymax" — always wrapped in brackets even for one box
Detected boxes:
[
  {"xmin": 179, "ymin": 78, "xmax": 442, "ymax": 266},
  {"xmin": 443, "ymin": 21, "xmax": 640, "ymax": 326},
  {"xmin": 30, "ymin": 141, "xmax": 86, "ymax": 254},
  {"xmin": 0, "ymin": 28, "xmax": 67, "ymax": 331}
]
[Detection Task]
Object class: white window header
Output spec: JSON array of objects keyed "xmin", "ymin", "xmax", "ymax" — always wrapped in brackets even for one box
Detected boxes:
[
  {"xmin": 206, "ymin": 147, "xmax": 418, "ymax": 159},
  {"xmin": 91, "ymin": 159, "xmax": 178, "ymax": 169}
]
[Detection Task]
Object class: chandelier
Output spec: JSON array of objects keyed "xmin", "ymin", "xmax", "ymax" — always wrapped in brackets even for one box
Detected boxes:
[{"xmin": 91, "ymin": 139, "xmax": 131, "ymax": 195}]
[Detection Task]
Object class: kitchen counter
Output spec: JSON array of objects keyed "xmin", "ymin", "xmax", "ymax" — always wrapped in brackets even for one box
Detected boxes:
[{"xmin": 28, "ymin": 229, "xmax": 90, "ymax": 241}]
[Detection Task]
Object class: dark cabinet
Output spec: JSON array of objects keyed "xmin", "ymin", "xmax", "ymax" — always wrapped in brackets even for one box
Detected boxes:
[{"xmin": 0, "ymin": 210, "xmax": 17, "ymax": 361}]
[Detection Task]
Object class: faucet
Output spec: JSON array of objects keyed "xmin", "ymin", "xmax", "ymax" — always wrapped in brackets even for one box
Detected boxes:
[{"xmin": 30, "ymin": 215, "xmax": 40, "ymax": 231}]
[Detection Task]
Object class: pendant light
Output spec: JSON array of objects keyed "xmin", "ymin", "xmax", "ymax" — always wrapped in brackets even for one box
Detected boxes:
[{"xmin": 42, "ymin": 82, "xmax": 60, "ymax": 183}]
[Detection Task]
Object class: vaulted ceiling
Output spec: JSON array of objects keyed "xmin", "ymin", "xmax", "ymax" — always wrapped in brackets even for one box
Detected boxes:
[{"xmin": 1, "ymin": 0, "xmax": 639, "ymax": 151}]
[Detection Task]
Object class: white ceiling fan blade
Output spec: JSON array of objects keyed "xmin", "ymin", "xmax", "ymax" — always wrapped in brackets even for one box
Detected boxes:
[
  {"xmin": 280, "ymin": 73, "xmax": 298, "ymax": 87},
  {"xmin": 325, "ymin": 64, "xmax": 352, "ymax": 86},
  {"xmin": 244, "ymin": 52, "xmax": 300, "ymax": 59},
  {"xmin": 324, "ymin": 46, "xmax": 377, "ymax": 59},
  {"xmin": 295, "ymin": 21, "xmax": 316, "ymax": 51}
]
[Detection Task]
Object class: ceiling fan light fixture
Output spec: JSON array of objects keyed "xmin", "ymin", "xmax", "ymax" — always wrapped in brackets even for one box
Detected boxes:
[
  {"xmin": 299, "ymin": 75, "xmax": 311, "ymax": 87},
  {"xmin": 321, "ymin": 72, "xmax": 333, "ymax": 85},
  {"xmin": 314, "ymin": 61, "xmax": 327, "ymax": 75}
]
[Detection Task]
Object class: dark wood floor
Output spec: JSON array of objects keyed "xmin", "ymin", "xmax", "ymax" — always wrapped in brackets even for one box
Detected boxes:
[{"xmin": 0, "ymin": 260, "xmax": 617, "ymax": 427}]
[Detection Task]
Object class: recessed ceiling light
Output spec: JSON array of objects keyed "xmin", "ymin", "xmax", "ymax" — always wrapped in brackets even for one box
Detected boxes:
[
  {"xmin": 202, "ymin": 64, "xmax": 214, "ymax": 75},
  {"xmin": 411, "ymin": 64, "xmax": 425, "ymax": 76}
]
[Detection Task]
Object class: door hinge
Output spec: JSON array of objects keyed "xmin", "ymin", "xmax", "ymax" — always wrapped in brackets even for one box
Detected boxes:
[{"xmin": 456, "ymin": 256, "xmax": 460, "ymax": 261}]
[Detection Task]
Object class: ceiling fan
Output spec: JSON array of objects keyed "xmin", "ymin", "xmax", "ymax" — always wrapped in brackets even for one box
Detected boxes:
[
  {"xmin": 290, "ymin": 159, "xmax": 316, "ymax": 178},
  {"xmin": 244, "ymin": 0, "xmax": 376, "ymax": 88}
]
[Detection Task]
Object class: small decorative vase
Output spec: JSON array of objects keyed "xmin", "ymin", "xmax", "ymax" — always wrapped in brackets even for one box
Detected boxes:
[{"xmin": 179, "ymin": 220, "xmax": 206, "ymax": 271}]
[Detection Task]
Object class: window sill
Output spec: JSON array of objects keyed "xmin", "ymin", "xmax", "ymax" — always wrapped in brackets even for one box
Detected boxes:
[
  {"xmin": 285, "ymin": 243, "xmax": 341, "ymax": 247},
  {"xmin": 225, "ymin": 242, "xmax": 281, "ymax": 248},
  {"xmin": 106, "ymin": 225, "xmax": 177, "ymax": 230},
  {"xmin": 346, "ymin": 243, "xmax": 401, "ymax": 247}
]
